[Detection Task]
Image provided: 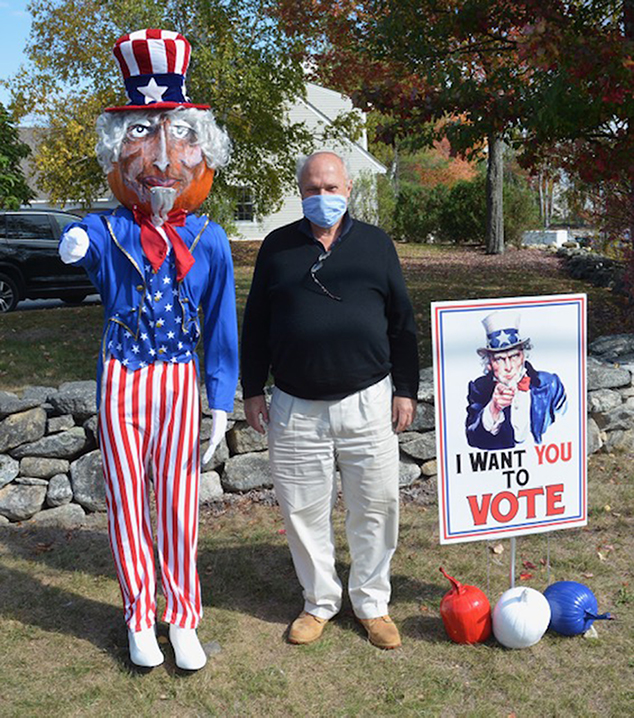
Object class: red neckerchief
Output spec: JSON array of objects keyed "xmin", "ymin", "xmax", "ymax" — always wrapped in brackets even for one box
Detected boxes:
[
  {"xmin": 133, "ymin": 207, "xmax": 194, "ymax": 281},
  {"xmin": 517, "ymin": 375, "xmax": 531, "ymax": 392}
]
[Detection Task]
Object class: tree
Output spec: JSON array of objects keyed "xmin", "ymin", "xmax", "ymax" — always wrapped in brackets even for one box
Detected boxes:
[
  {"xmin": 276, "ymin": 0, "xmax": 543, "ymax": 253},
  {"xmin": 518, "ymin": 0, "xmax": 634, "ymax": 244},
  {"xmin": 277, "ymin": 0, "xmax": 633, "ymax": 252},
  {"xmin": 10, "ymin": 0, "xmax": 313, "ymax": 219},
  {"xmin": 0, "ymin": 103, "xmax": 33, "ymax": 209}
]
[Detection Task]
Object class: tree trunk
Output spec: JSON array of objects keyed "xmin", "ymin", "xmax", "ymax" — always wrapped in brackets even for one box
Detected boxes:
[
  {"xmin": 390, "ymin": 142, "xmax": 400, "ymax": 195},
  {"xmin": 486, "ymin": 134, "xmax": 504, "ymax": 254}
]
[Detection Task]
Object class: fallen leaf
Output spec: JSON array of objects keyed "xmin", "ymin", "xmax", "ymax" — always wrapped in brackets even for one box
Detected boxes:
[
  {"xmin": 277, "ymin": 528, "xmax": 286, "ymax": 535},
  {"xmin": 522, "ymin": 561, "xmax": 537, "ymax": 569},
  {"xmin": 34, "ymin": 542, "xmax": 54, "ymax": 554},
  {"xmin": 519, "ymin": 572, "xmax": 533, "ymax": 580},
  {"xmin": 581, "ymin": 572, "xmax": 594, "ymax": 579},
  {"xmin": 490, "ymin": 543, "xmax": 504, "ymax": 555},
  {"xmin": 604, "ymin": 504, "xmax": 611, "ymax": 512}
]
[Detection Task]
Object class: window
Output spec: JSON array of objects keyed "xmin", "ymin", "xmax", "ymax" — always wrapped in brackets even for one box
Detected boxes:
[
  {"xmin": 234, "ymin": 187, "xmax": 255, "ymax": 222},
  {"xmin": 7, "ymin": 214, "xmax": 55, "ymax": 240},
  {"xmin": 52, "ymin": 213, "xmax": 79, "ymax": 236}
]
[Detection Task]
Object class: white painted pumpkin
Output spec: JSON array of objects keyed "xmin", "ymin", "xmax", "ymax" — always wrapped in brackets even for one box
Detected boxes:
[{"xmin": 493, "ymin": 587, "xmax": 551, "ymax": 649}]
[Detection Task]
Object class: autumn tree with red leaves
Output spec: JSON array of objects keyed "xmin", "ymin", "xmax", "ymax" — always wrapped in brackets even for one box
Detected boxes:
[
  {"xmin": 276, "ymin": 0, "xmax": 633, "ymax": 251},
  {"xmin": 275, "ymin": 0, "xmax": 543, "ymax": 254}
]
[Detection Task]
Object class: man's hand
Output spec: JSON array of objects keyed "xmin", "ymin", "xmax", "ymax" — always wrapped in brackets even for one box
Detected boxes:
[
  {"xmin": 245, "ymin": 395, "xmax": 269, "ymax": 434},
  {"xmin": 491, "ymin": 382, "xmax": 515, "ymax": 420},
  {"xmin": 392, "ymin": 396, "xmax": 417, "ymax": 433},
  {"xmin": 202, "ymin": 409, "xmax": 228, "ymax": 465}
]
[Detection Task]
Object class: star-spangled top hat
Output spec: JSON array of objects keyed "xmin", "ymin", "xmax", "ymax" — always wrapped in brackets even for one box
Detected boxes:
[
  {"xmin": 106, "ymin": 29, "xmax": 210, "ymax": 112},
  {"xmin": 477, "ymin": 311, "xmax": 530, "ymax": 355}
]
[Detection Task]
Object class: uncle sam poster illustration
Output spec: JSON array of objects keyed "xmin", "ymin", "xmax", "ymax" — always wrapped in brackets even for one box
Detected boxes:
[{"xmin": 432, "ymin": 294, "xmax": 587, "ymax": 544}]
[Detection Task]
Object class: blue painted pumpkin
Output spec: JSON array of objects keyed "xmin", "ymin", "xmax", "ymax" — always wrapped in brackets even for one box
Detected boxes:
[{"xmin": 543, "ymin": 581, "xmax": 612, "ymax": 636}]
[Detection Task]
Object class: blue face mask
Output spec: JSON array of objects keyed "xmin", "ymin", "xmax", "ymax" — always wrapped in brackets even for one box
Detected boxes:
[{"xmin": 302, "ymin": 194, "xmax": 348, "ymax": 228}]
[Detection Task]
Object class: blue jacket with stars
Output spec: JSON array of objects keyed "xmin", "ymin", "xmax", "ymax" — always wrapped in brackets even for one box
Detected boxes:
[{"xmin": 63, "ymin": 206, "xmax": 238, "ymax": 412}]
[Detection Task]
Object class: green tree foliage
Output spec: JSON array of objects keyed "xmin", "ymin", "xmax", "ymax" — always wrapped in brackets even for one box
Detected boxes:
[
  {"xmin": 393, "ymin": 169, "xmax": 538, "ymax": 245},
  {"xmin": 0, "ymin": 104, "xmax": 33, "ymax": 210},
  {"xmin": 10, "ymin": 0, "xmax": 313, "ymax": 215}
]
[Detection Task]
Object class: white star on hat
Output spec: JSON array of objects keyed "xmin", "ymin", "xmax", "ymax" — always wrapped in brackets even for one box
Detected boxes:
[
  {"xmin": 138, "ymin": 77, "xmax": 169, "ymax": 103},
  {"xmin": 497, "ymin": 329, "xmax": 513, "ymax": 346}
]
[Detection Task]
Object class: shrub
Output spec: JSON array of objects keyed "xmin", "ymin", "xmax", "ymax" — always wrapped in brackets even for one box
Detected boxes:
[
  {"xmin": 393, "ymin": 182, "xmax": 448, "ymax": 242},
  {"xmin": 436, "ymin": 175, "xmax": 487, "ymax": 244},
  {"xmin": 392, "ymin": 169, "xmax": 540, "ymax": 245},
  {"xmin": 504, "ymin": 176, "xmax": 541, "ymax": 247}
]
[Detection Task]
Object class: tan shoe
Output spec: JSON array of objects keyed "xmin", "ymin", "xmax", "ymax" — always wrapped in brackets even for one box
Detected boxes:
[
  {"xmin": 358, "ymin": 615, "xmax": 402, "ymax": 649},
  {"xmin": 288, "ymin": 611, "xmax": 329, "ymax": 645}
]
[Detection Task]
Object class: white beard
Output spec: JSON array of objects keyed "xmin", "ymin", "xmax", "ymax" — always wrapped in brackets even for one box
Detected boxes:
[{"xmin": 150, "ymin": 186, "xmax": 177, "ymax": 227}]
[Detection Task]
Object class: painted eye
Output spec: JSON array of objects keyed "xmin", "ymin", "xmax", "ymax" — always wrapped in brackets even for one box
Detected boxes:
[
  {"xmin": 127, "ymin": 124, "xmax": 151, "ymax": 139},
  {"xmin": 170, "ymin": 124, "xmax": 195, "ymax": 140}
]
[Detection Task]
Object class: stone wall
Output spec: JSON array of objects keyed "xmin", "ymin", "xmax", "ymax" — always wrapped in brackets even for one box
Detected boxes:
[
  {"xmin": 2, "ymin": 334, "xmax": 634, "ymax": 528},
  {"xmin": 556, "ymin": 246, "xmax": 626, "ymax": 293}
]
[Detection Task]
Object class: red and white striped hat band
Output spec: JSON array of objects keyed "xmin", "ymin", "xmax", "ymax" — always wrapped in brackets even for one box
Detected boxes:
[{"xmin": 106, "ymin": 29, "xmax": 210, "ymax": 112}]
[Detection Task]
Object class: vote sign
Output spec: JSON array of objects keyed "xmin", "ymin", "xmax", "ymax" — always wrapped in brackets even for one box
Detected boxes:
[{"xmin": 432, "ymin": 294, "xmax": 587, "ymax": 544}]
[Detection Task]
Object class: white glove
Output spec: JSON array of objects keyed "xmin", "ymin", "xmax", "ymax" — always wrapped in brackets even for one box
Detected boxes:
[
  {"xmin": 202, "ymin": 409, "xmax": 227, "ymax": 466},
  {"xmin": 59, "ymin": 226, "xmax": 89, "ymax": 264}
]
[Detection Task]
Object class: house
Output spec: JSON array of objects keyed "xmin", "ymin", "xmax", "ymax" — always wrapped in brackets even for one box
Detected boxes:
[{"xmin": 19, "ymin": 82, "xmax": 387, "ymax": 238}]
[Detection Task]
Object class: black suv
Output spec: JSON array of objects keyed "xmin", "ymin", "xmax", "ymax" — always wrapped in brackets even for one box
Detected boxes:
[{"xmin": 0, "ymin": 209, "xmax": 95, "ymax": 312}]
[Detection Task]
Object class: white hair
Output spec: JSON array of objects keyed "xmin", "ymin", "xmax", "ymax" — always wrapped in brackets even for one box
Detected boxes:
[
  {"xmin": 95, "ymin": 107, "xmax": 231, "ymax": 173},
  {"xmin": 296, "ymin": 151, "xmax": 351, "ymax": 187}
]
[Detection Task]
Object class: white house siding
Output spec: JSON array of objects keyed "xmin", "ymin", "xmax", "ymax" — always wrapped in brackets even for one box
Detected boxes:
[{"xmin": 233, "ymin": 83, "xmax": 386, "ymax": 240}]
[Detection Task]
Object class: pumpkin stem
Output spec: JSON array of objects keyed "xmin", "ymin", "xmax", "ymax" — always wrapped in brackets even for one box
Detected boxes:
[
  {"xmin": 585, "ymin": 610, "xmax": 613, "ymax": 621},
  {"xmin": 439, "ymin": 566, "xmax": 463, "ymax": 593}
]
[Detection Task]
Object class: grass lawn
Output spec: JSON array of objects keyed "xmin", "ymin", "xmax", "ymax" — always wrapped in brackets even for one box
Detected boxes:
[
  {"xmin": 0, "ymin": 242, "xmax": 633, "ymax": 716},
  {"xmin": 0, "ymin": 454, "xmax": 632, "ymax": 717}
]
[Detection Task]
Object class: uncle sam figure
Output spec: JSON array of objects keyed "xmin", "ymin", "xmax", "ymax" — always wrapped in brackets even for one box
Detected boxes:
[{"xmin": 59, "ymin": 29, "xmax": 238, "ymax": 670}]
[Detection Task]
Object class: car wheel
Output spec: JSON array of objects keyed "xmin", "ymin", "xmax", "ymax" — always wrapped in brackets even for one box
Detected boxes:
[
  {"xmin": 60, "ymin": 292, "xmax": 88, "ymax": 305},
  {"xmin": 0, "ymin": 273, "xmax": 19, "ymax": 313}
]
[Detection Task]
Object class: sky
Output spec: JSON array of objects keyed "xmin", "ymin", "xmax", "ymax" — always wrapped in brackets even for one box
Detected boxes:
[{"xmin": 0, "ymin": 0, "xmax": 32, "ymax": 108}]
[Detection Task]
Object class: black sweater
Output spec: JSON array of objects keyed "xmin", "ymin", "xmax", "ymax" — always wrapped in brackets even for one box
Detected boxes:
[{"xmin": 240, "ymin": 217, "xmax": 419, "ymax": 401}]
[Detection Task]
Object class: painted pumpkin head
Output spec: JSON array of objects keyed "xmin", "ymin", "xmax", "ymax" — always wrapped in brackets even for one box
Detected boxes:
[{"xmin": 107, "ymin": 112, "xmax": 215, "ymax": 215}]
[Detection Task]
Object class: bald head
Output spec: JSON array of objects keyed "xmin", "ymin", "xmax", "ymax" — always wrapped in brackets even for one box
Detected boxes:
[{"xmin": 296, "ymin": 151, "xmax": 352, "ymax": 200}]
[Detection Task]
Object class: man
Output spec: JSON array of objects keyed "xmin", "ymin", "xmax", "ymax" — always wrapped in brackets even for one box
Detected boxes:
[
  {"xmin": 466, "ymin": 311, "xmax": 567, "ymax": 450},
  {"xmin": 59, "ymin": 29, "xmax": 238, "ymax": 670},
  {"xmin": 241, "ymin": 151, "xmax": 419, "ymax": 649}
]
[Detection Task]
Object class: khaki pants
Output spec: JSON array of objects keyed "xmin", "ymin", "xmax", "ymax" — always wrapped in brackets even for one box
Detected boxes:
[{"xmin": 269, "ymin": 376, "xmax": 399, "ymax": 620}]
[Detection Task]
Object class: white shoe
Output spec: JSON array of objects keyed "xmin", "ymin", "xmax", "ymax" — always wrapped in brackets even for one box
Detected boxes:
[
  {"xmin": 169, "ymin": 625, "xmax": 207, "ymax": 671},
  {"xmin": 128, "ymin": 626, "xmax": 164, "ymax": 667}
]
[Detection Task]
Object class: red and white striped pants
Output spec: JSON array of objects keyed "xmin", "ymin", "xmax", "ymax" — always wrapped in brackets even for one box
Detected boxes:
[{"xmin": 98, "ymin": 357, "xmax": 202, "ymax": 631}]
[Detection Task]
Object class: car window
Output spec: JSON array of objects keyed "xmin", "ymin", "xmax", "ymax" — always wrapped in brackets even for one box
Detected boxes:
[
  {"xmin": 6, "ymin": 214, "xmax": 55, "ymax": 240},
  {"xmin": 52, "ymin": 213, "xmax": 80, "ymax": 235}
]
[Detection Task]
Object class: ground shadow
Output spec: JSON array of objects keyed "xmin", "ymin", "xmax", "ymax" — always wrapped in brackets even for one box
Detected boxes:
[
  {"xmin": 0, "ymin": 520, "xmax": 450, "ymax": 652},
  {"xmin": 0, "ymin": 561, "xmax": 127, "ymax": 662}
]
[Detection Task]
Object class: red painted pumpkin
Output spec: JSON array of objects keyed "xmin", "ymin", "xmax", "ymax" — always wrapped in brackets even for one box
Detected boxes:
[
  {"xmin": 107, "ymin": 115, "xmax": 215, "ymax": 215},
  {"xmin": 439, "ymin": 567, "xmax": 492, "ymax": 644}
]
